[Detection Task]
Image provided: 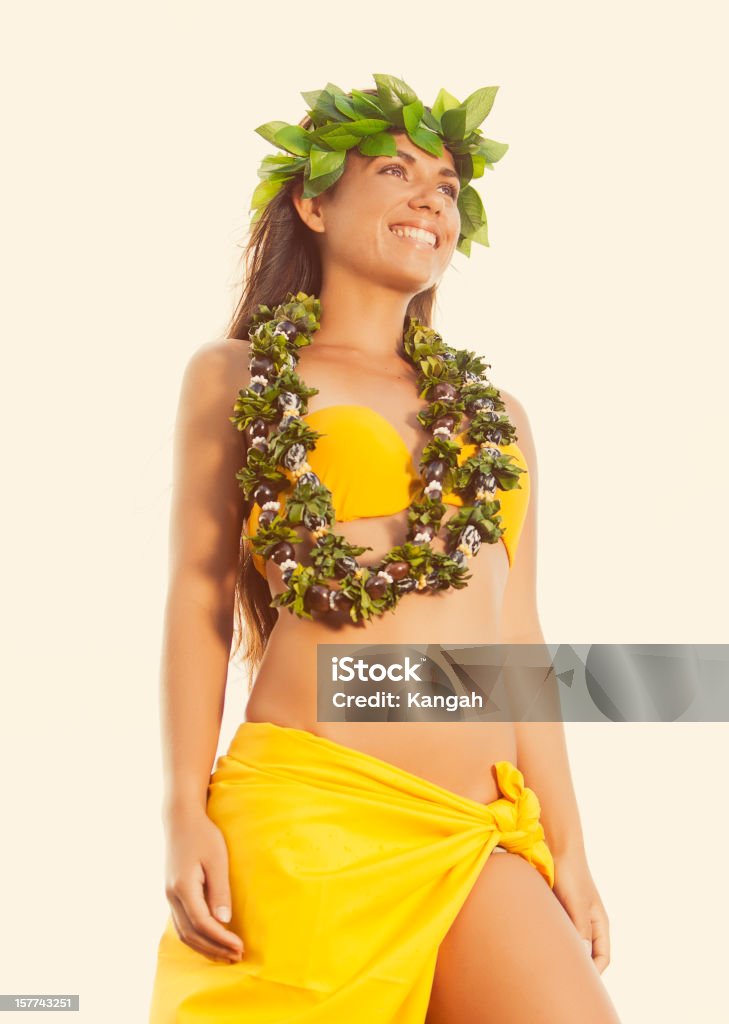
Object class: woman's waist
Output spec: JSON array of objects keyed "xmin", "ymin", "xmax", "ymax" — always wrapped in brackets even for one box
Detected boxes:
[
  {"xmin": 248, "ymin": 628, "xmax": 497, "ymax": 727},
  {"xmin": 244, "ymin": 684, "xmax": 518, "ymax": 806}
]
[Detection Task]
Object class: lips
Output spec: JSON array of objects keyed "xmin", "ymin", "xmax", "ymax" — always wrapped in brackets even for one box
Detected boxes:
[{"xmin": 389, "ymin": 223, "xmax": 440, "ymax": 248}]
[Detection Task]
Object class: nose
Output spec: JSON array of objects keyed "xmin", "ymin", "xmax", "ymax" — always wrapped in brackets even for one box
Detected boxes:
[{"xmin": 407, "ymin": 187, "xmax": 446, "ymax": 215}]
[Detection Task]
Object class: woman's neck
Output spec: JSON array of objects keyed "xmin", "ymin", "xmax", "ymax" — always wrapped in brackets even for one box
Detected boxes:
[{"xmin": 314, "ymin": 275, "xmax": 415, "ymax": 361}]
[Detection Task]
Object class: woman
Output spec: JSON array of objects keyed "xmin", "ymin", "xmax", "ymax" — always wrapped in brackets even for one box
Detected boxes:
[{"xmin": 149, "ymin": 77, "xmax": 622, "ymax": 1023}]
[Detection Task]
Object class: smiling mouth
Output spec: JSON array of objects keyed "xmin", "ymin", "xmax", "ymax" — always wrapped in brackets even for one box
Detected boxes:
[{"xmin": 389, "ymin": 226, "xmax": 439, "ymax": 249}]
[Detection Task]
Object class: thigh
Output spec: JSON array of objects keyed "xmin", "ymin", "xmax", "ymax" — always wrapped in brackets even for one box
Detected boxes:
[{"xmin": 425, "ymin": 850, "xmax": 621, "ymax": 1024}]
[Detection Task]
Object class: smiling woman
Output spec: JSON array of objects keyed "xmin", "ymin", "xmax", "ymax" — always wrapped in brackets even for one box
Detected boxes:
[
  {"xmin": 289, "ymin": 129, "xmax": 463, "ymax": 293},
  {"xmin": 148, "ymin": 75, "xmax": 622, "ymax": 1024}
]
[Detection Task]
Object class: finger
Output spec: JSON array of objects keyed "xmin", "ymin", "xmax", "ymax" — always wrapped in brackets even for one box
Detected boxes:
[
  {"xmin": 202, "ymin": 854, "xmax": 234, "ymax": 926},
  {"xmin": 593, "ymin": 954, "xmax": 609, "ymax": 974},
  {"xmin": 591, "ymin": 905, "xmax": 611, "ymax": 973},
  {"xmin": 169, "ymin": 895, "xmax": 240, "ymax": 963},
  {"xmin": 177, "ymin": 876, "xmax": 244, "ymax": 955}
]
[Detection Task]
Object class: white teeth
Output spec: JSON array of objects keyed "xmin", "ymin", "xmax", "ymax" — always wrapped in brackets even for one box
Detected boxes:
[{"xmin": 390, "ymin": 225, "xmax": 437, "ymax": 247}]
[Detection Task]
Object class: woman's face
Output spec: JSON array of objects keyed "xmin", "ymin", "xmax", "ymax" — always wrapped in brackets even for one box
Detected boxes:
[{"xmin": 294, "ymin": 131, "xmax": 461, "ymax": 293}]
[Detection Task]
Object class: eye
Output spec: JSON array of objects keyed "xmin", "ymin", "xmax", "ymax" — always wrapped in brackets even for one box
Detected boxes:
[{"xmin": 380, "ymin": 163, "xmax": 459, "ymax": 199}]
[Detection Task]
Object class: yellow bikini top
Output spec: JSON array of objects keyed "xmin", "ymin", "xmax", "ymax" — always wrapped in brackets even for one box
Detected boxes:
[{"xmin": 246, "ymin": 404, "xmax": 530, "ymax": 578}]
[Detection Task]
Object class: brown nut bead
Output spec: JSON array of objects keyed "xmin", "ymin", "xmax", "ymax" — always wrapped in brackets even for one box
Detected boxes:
[
  {"xmin": 245, "ymin": 417, "xmax": 268, "ymax": 444},
  {"xmin": 365, "ymin": 575, "xmax": 389, "ymax": 599},
  {"xmin": 385, "ymin": 561, "xmax": 410, "ymax": 581},
  {"xmin": 432, "ymin": 382, "xmax": 457, "ymax": 401},
  {"xmin": 333, "ymin": 555, "xmax": 359, "ymax": 578},
  {"xmin": 253, "ymin": 482, "xmax": 277, "ymax": 507},
  {"xmin": 331, "ymin": 591, "xmax": 354, "ymax": 614},
  {"xmin": 249, "ymin": 354, "xmax": 275, "ymax": 377},
  {"xmin": 423, "ymin": 459, "xmax": 447, "ymax": 483},
  {"xmin": 257, "ymin": 508, "xmax": 278, "ymax": 528},
  {"xmin": 270, "ymin": 541, "xmax": 295, "ymax": 565},
  {"xmin": 304, "ymin": 584, "xmax": 332, "ymax": 613}
]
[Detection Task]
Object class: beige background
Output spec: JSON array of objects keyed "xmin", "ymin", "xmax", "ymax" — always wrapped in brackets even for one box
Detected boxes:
[{"xmin": 1, "ymin": 1, "xmax": 727, "ymax": 1021}]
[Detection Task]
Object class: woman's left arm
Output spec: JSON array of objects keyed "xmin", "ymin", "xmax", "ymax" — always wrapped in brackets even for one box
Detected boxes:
[{"xmin": 499, "ymin": 390, "xmax": 611, "ymax": 973}]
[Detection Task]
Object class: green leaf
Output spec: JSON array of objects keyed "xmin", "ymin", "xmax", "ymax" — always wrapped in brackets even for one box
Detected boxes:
[
  {"xmin": 255, "ymin": 121, "xmax": 290, "ymax": 145},
  {"xmin": 257, "ymin": 154, "xmax": 307, "ymax": 181},
  {"xmin": 307, "ymin": 86, "xmax": 350, "ymax": 124},
  {"xmin": 430, "ymin": 88, "xmax": 461, "ymax": 122},
  {"xmin": 456, "ymin": 235, "xmax": 472, "ymax": 257},
  {"xmin": 309, "ymin": 146, "xmax": 346, "ymax": 180},
  {"xmin": 333, "ymin": 93, "xmax": 357, "ymax": 120},
  {"xmin": 373, "ymin": 73, "xmax": 418, "ymax": 125},
  {"xmin": 458, "ymin": 184, "xmax": 489, "ymax": 245},
  {"xmin": 349, "ymin": 89, "xmax": 386, "ymax": 117},
  {"xmin": 310, "ymin": 119, "xmax": 385, "ymax": 145},
  {"xmin": 402, "ymin": 99, "xmax": 423, "ymax": 134},
  {"xmin": 300, "ymin": 89, "xmax": 324, "ymax": 111},
  {"xmin": 272, "ymin": 125, "xmax": 313, "ymax": 156},
  {"xmin": 406, "ymin": 124, "xmax": 443, "ymax": 157},
  {"xmin": 343, "ymin": 118, "xmax": 391, "ymax": 137},
  {"xmin": 316, "ymin": 131, "xmax": 360, "ymax": 151},
  {"xmin": 302, "ymin": 159, "xmax": 346, "ymax": 198},
  {"xmin": 469, "ymin": 153, "xmax": 487, "ymax": 180},
  {"xmin": 461, "ymin": 86, "xmax": 499, "ymax": 132},
  {"xmin": 249, "ymin": 178, "xmax": 285, "ymax": 212},
  {"xmin": 477, "ymin": 138, "xmax": 509, "ymax": 165},
  {"xmin": 421, "ymin": 107, "xmax": 442, "ymax": 134},
  {"xmin": 357, "ymin": 131, "xmax": 398, "ymax": 157},
  {"xmin": 469, "ymin": 219, "xmax": 490, "ymax": 246},
  {"xmin": 441, "ymin": 106, "xmax": 466, "ymax": 140},
  {"xmin": 456, "ymin": 153, "xmax": 473, "ymax": 186}
]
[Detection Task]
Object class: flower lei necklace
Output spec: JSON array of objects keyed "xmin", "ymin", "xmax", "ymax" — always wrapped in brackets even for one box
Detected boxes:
[{"xmin": 230, "ymin": 291, "xmax": 525, "ymax": 623}]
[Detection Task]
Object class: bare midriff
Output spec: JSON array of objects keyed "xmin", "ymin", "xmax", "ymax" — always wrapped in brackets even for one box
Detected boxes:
[{"xmin": 245, "ymin": 504, "xmax": 518, "ymax": 807}]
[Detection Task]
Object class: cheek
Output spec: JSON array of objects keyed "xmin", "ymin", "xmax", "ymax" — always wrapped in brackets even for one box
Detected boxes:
[
  {"xmin": 327, "ymin": 188, "xmax": 380, "ymax": 237},
  {"xmin": 329, "ymin": 206, "xmax": 386, "ymax": 259}
]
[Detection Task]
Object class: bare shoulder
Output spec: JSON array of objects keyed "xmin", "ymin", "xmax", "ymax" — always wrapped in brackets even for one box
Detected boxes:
[
  {"xmin": 181, "ymin": 335, "xmax": 251, "ymax": 398},
  {"xmin": 173, "ymin": 336, "xmax": 252, "ymax": 471},
  {"xmin": 176, "ymin": 336, "xmax": 251, "ymax": 440}
]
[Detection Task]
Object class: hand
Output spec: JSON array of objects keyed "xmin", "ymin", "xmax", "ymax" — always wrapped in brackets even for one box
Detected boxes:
[
  {"xmin": 163, "ymin": 807, "xmax": 244, "ymax": 964},
  {"xmin": 552, "ymin": 847, "xmax": 611, "ymax": 974}
]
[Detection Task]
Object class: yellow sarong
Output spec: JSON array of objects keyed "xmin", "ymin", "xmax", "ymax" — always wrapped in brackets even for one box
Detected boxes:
[{"xmin": 149, "ymin": 721, "xmax": 555, "ymax": 1023}]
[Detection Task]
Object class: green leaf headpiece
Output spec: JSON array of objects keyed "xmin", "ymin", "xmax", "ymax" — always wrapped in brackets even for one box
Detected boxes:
[{"xmin": 250, "ymin": 73, "xmax": 508, "ymax": 257}]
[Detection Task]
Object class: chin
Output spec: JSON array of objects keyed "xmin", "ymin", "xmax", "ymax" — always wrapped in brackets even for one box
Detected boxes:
[
  {"xmin": 396, "ymin": 256, "xmax": 451, "ymax": 292},
  {"xmin": 382, "ymin": 249, "xmax": 439, "ymax": 290},
  {"xmin": 343, "ymin": 240, "xmax": 439, "ymax": 292}
]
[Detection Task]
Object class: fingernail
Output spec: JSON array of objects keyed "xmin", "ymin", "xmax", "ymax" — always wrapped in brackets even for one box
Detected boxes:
[
  {"xmin": 583, "ymin": 938, "xmax": 592, "ymax": 955},
  {"xmin": 215, "ymin": 905, "xmax": 232, "ymax": 922}
]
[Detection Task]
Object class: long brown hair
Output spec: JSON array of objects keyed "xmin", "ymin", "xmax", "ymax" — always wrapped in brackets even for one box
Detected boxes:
[{"xmin": 225, "ymin": 98, "xmax": 446, "ymax": 693}]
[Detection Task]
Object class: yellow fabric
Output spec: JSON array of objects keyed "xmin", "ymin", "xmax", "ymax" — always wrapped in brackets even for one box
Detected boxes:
[
  {"xmin": 246, "ymin": 404, "xmax": 531, "ymax": 577},
  {"xmin": 149, "ymin": 721, "xmax": 554, "ymax": 1023}
]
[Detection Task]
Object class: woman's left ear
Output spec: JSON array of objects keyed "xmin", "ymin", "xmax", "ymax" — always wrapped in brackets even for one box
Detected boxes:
[{"xmin": 290, "ymin": 181, "xmax": 326, "ymax": 237}]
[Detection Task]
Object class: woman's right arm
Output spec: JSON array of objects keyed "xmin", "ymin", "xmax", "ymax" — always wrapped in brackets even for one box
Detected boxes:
[{"xmin": 159, "ymin": 337, "xmax": 250, "ymax": 963}]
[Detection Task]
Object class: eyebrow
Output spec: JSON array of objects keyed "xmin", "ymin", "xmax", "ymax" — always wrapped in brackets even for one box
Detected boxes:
[{"xmin": 382, "ymin": 148, "xmax": 460, "ymax": 182}]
